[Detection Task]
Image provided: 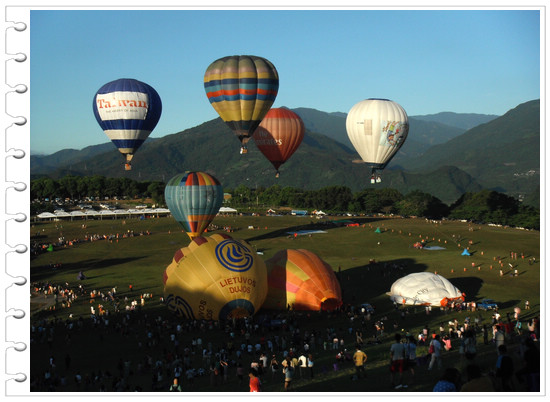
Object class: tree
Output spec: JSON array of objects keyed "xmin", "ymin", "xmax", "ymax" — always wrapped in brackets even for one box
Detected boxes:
[
  {"xmin": 396, "ymin": 190, "xmax": 448, "ymax": 218},
  {"xmin": 353, "ymin": 188, "xmax": 403, "ymax": 214},
  {"xmin": 41, "ymin": 178, "xmax": 59, "ymax": 200},
  {"xmin": 449, "ymin": 190, "xmax": 519, "ymax": 224},
  {"xmin": 104, "ymin": 177, "xmax": 121, "ymax": 199},
  {"xmin": 58, "ymin": 175, "xmax": 79, "ymax": 200},
  {"xmin": 88, "ymin": 176, "xmax": 106, "ymax": 199},
  {"xmin": 147, "ymin": 181, "xmax": 166, "ymax": 206}
]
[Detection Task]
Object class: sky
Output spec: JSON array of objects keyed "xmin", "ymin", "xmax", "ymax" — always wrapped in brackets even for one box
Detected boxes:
[{"xmin": 29, "ymin": 7, "xmax": 542, "ymax": 155}]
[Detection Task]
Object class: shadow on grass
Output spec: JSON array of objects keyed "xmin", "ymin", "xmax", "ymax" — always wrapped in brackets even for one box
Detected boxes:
[
  {"xmin": 30, "ymin": 256, "xmax": 146, "ymax": 282},
  {"xmin": 244, "ymin": 217, "xmax": 386, "ymax": 242}
]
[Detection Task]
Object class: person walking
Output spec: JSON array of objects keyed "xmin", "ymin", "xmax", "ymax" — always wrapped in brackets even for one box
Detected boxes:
[
  {"xmin": 352, "ymin": 344, "xmax": 367, "ymax": 379},
  {"xmin": 390, "ymin": 333, "xmax": 407, "ymax": 389}
]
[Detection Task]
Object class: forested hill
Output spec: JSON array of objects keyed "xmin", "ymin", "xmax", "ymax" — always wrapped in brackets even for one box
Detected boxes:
[{"xmin": 30, "ymin": 100, "xmax": 539, "ymax": 206}]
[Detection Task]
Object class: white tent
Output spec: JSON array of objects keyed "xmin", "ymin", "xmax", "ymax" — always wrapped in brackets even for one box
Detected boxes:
[
  {"xmin": 219, "ymin": 207, "xmax": 237, "ymax": 214},
  {"xmin": 36, "ymin": 212, "xmax": 56, "ymax": 219},
  {"xmin": 387, "ymin": 272, "xmax": 463, "ymax": 307}
]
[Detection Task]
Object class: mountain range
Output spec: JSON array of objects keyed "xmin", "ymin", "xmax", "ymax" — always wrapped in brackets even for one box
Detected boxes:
[{"xmin": 31, "ymin": 100, "xmax": 540, "ymax": 206}]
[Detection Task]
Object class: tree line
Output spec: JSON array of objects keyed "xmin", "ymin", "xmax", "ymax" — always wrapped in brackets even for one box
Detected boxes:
[{"xmin": 31, "ymin": 176, "xmax": 539, "ymax": 230}]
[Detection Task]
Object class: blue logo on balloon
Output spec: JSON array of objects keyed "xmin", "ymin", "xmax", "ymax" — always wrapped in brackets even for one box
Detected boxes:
[
  {"xmin": 215, "ymin": 240, "xmax": 253, "ymax": 272},
  {"xmin": 219, "ymin": 299, "xmax": 255, "ymax": 320},
  {"xmin": 166, "ymin": 294, "xmax": 195, "ymax": 319}
]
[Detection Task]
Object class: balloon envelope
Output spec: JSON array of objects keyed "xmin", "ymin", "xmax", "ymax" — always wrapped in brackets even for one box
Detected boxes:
[
  {"xmin": 204, "ymin": 55, "xmax": 279, "ymax": 152},
  {"xmin": 252, "ymin": 108, "xmax": 305, "ymax": 176},
  {"xmin": 93, "ymin": 78, "xmax": 162, "ymax": 170},
  {"xmin": 388, "ymin": 272, "xmax": 463, "ymax": 306},
  {"xmin": 164, "ymin": 171, "xmax": 224, "ymax": 240},
  {"xmin": 346, "ymin": 98, "xmax": 408, "ymax": 174},
  {"xmin": 163, "ymin": 234, "xmax": 268, "ymax": 320},
  {"xmin": 263, "ymin": 249, "xmax": 342, "ymax": 311}
]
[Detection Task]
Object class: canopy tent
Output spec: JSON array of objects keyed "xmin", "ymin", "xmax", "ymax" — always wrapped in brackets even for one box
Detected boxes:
[
  {"xmin": 218, "ymin": 207, "xmax": 238, "ymax": 214},
  {"xmin": 374, "ymin": 227, "xmax": 382, "ymax": 233},
  {"xmin": 34, "ymin": 208, "xmax": 171, "ymax": 221},
  {"xmin": 461, "ymin": 249, "xmax": 471, "ymax": 256}
]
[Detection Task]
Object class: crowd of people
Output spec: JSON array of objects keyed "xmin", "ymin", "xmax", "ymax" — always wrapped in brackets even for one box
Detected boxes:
[
  {"xmin": 29, "ymin": 276, "xmax": 540, "ymax": 393},
  {"xmin": 31, "ymin": 227, "xmax": 152, "ymax": 257}
]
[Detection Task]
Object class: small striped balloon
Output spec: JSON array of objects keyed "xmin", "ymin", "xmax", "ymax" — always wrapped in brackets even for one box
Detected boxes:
[{"xmin": 164, "ymin": 171, "xmax": 224, "ymax": 240}]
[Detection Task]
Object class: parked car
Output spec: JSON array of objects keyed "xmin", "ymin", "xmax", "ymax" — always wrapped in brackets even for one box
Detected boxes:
[{"xmin": 478, "ymin": 299, "xmax": 499, "ymax": 310}]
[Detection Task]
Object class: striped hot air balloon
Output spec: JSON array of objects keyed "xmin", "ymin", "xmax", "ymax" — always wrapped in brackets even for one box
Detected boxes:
[
  {"xmin": 93, "ymin": 78, "xmax": 162, "ymax": 170},
  {"xmin": 252, "ymin": 108, "xmax": 305, "ymax": 177},
  {"xmin": 204, "ymin": 55, "xmax": 279, "ymax": 154},
  {"xmin": 164, "ymin": 171, "xmax": 224, "ymax": 241},
  {"xmin": 263, "ymin": 249, "xmax": 342, "ymax": 311}
]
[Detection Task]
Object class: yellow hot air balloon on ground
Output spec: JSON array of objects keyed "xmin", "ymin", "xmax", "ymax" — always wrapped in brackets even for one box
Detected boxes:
[
  {"xmin": 163, "ymin": 233, "xmax": 267, "ymax": 320},
  {"xmin": 263, "ymin": 249, "xmax": 342, "ymax": 311}
]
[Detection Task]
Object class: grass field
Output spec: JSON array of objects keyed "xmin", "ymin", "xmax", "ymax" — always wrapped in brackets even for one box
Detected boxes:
[{"xmin": 29, "ymin": 213, "xmax": 541, "ymax": 393}]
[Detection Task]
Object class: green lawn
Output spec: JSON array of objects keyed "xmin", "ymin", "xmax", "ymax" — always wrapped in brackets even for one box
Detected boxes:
[{"xmin": 29, "ymin": 214, "xmax": 540, "ymax": 392}]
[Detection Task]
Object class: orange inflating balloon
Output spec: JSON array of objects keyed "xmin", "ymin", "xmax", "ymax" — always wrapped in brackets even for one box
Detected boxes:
[
  {"xmin": 263, "ymin": 249, "xmax": 342, "ymax": 311},
  {"xmin": 252, "ymin": 108, "xmax": 304, "ymax": 177}
]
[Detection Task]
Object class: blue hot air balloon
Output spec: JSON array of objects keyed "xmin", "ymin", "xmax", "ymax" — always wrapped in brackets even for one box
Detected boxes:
[
  {"xmin": 164, "ymin": 171, "xmax": 224, "ymax": 240},
  {"xmin": 93, "ymin": 78, "xmax": 162, "ymax": 170}
]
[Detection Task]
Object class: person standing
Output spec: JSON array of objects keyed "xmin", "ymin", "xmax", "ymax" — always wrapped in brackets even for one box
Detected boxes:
[
  {"xmin": 169, "ymin": 377, "xmax": 182, "ymax": 392},
  {"xmin": 352, "ymin": 344, "xmax": 368, "ymax": 379},
  {"xmin": 270, "ymin": 355, "xmax": 279, "ymax": 379},
  {"xmin": 298, "ymin": 353, "xmax": 307, "ymax": 378},
  {"xmin": 433, "ymin": 367, "xmax": 461, "ymax": 392},
  {"xmin": 428, "ymin": 334, "xmax": 443, "ymax": 371},
  {"xmin": 495, "ymin": 345, "xmax": 515, "ymax": 391},
  {"xmin": 494, "ymin": 325, "xmax": 505, "ymax": 354},
  {"xmin": 307, "ymin": 354, "xmax": 315, "ymax": 379},
  {"xmin": 282, "ymin": 358, "xmax": 294, "ymax": 391},
  {"xmin": 390, "ymin": 333, "xmax": 407, "ymax": 389},
  {"xmin": 248, "ymin": 369, "xmax": 261, "ymax": 392},
  {"xmin": 404, "ymin": 336, "xmax": 417, "ymax": 386}
]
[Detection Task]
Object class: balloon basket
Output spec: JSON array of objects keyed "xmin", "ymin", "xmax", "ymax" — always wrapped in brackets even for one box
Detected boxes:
[{"xmin": 125, "ymin": 163, "xmax": 132, "ymax": 171}]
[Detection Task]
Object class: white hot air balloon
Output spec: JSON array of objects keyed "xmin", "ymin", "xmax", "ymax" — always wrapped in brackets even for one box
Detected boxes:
[
  {"xmin": 387, "ymin": 272, "xmax": 464, "ymax": 307},
  {"xmin": 346, "ymin": 98, "xmax": 409, "ymax": 183}
]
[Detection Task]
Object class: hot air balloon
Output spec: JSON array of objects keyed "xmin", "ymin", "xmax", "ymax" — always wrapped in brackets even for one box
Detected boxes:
[
  {"xmin": 164, "ymin": 171, "xmax": 224, "ymax": 240},
  {"xmin": 93, "ymin": 78, "xmax": 162, "ymax": 170},
  {"xmin": 387, "ymin": 272, "xmax": 464, "ymax": 307},
  {"xmin": 263, "ymin": 249, "xmax": 342, "ymax": 311},
  {"xmin": 346, "ymin": 98, "xmax": 409, "ymax": 183},
  {"xmin": 204, "ymin": 55, "xmax": 279, "ymax": 154},
  {"xmin": 163, "ymin": 233, "xmax": 268, "ymax": 320},
  {"xmin": 252, "ymin": 108, "xmax": 305, "ymax": 177}
]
